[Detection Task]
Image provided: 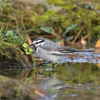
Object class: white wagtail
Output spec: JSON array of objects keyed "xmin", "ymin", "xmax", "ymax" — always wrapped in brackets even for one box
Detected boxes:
[
  {"xmin": 30, "ymin": 37, "xmax": 93, "ymax": 69},
  {"xmin": 30, "ymin": 37, "xmax": 75, "ymax": 62}
]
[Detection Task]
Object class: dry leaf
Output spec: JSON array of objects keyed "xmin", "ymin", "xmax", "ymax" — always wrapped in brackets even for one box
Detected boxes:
[
  {"xmin": 94, "ymin": 39, "xmax": 100, "ymax": 53},
  {"xmin": 57, "ymin": 39, "xmax": 64, "ymax": 47}
]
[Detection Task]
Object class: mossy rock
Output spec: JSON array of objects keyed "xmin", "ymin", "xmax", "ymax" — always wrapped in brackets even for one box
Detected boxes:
[{"xmin": 0, "ymin": 75, "xmax": 48, "ymax": 99}]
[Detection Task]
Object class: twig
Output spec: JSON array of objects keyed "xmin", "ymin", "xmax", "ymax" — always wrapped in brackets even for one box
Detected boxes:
[
  {"xmin": 0, "ymin": 21, "xmax": 21, "ymax": 25},
  {"xmin": 76, "ymin": 33, "xmax": 90, "ymax": 44},
  {"xmin": 35, "ymin": 62, "xmax": 51, "ymax": 66},
  {"xmin": 25, "ymin": 69, "xmax": 31, "ymax": 77},
  {"xmin": 21, "ymin": 15, "xmax": 32, "ymax": 44},
  {"xmin": 29, "ymin": 83, "xmax": 49, "ymax": 96},
  {"xmin": 53, "ymin": 29, "xmax": 61, "ymax": 40},
  {"xmin": 21, "ymin": 51, "xmax": 32, "ymax": 68},
  {"xmin": 18, "ymin": 69, "xmax": 27, "ymax": 80},
  {"xmin": 30, "ymin": 35, "xmax": 54, "ymax": 39},
  {"xmin": 17, "ymin": 55, "xmax": 27, "ymax": 69},
  {"xmin": 72, "ymin": 24, "xmax": 85, "ymax": 44}
]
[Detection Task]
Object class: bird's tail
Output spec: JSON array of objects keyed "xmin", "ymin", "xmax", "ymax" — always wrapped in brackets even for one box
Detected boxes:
[{"xmin": 62, "ymin": 48, "xmax": 94, "ymax": 53}]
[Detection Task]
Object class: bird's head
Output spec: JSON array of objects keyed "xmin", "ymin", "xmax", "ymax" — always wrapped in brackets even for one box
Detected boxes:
[{"xmin": 30, "ymin": 37, "xmax": 45, "ymax": 48}]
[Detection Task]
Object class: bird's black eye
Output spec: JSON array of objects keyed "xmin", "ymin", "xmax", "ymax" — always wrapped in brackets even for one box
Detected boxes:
[{"xmin": 34, "ymin": 40, "xmax": 44, "ymax": 44}]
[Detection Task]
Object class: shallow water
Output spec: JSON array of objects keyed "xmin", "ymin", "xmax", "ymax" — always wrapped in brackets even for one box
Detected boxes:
[
  {"xmin": 1, "ymin": 62, "xmax": 100, "ymax": 100},
  {"xmin": 35, "ymin": 63, "xmax": 100, "ymax": 100}
]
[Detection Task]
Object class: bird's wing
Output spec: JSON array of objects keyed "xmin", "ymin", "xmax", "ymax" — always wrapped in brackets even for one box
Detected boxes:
[
  {"xmin": 40, "ymin": 46, "xmax": 74, "ymax": 56},
  {"xmin": 41, "ymin": 40, "xmax": 62, "ymax": 51},
  {"xmin": 40, "ymin": 40, "xmax": 75, "ymax": 56},
  {"xmin": 50, "ymin": 47, "xmax": 74, "ymax": 56},
  {"xmin": 57, "ymin": 47, "xmax": 75, "ymax": 53}
]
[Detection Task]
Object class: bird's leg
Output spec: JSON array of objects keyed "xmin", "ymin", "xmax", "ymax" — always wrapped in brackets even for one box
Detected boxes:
[
  {"xmin": 35, "ymin": 64, "xmax": 46, "ymax": 75},
  {"xmin": 52, "ymin": 62, "xmax": 59, "ymax": 71},
  {"xmin": 41, "ymin": 64, "xmax": 45, "ymax": 67},
  {"xmin": 37, "ymin": 70, "xmax": 45, "ymax": 75},
  {"xmin": 35, "ymin": 61, "xmax": 51, "ymax": 74},
  {"xmin": 52, "ymin": 63, "xmax": 55, "ymax": 71},
  {"xmin": 35, "ymin": 61, "xmax": 50, "ymax": 67}
]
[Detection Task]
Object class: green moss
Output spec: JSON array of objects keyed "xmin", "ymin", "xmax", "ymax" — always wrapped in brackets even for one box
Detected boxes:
[
  {"xmin": 0, "ymin": 42, "xmax": 19, "ymax": 59},
  {"xmin": 0, "ymin": 0, "xmax": 100, "ymax": 41},
  {"xmin": 48, "ymin": 0, "xmax": 65, "ymax": 5}
]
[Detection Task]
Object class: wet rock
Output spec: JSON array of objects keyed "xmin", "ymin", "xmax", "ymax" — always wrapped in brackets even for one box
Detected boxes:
[{"xmin": 0, "ymin": 75, "xmax": 49, "ymax": 100}]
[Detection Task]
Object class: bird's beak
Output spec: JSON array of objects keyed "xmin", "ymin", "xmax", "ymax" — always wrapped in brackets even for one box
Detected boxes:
[
  {"xmin": 29, "ymin": 44, "xmax": 35, "ymax": 49},
  {"xmin": 29, "ymin": 44, "xmax": 34, "ymax": 47},
  {"xmin": 29, "ymin": 44, "xmax": 35, "ymax": 51}
]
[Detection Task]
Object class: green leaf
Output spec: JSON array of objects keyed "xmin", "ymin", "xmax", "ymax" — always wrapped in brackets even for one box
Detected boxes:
[
  {"xmin": 40, "ymin": 27, "xmax": 56, "ymax": 36},
  {"xmin": 63, "ymin": 24, "xmax": 77, "ymax": 35},
  {"xmin": 22, "ymin": 43, "xmax": 33, "ymax": 55},
  {"xmin": 5, "ymin": 30, "xmax": 18, "ymax": 40},
  {"xmin": 90, "ymin": 5, "xmax": 94, "ymax": 9},
  {"xmin": 5, "ymin": 30, "xmax": 13, "ymax": 36},
  {"xmin": 84, "ymin": 5, "xmax": 89, "ymax": 9},
  {"xmin": 0, "ymin": 33, "xmax": 4, "ymax": 38}
]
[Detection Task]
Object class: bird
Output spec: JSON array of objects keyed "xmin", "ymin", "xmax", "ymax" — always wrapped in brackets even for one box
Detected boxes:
[
  {"xmin": 30, "ymin": 37, "xmax": 74, "ymax": 62},
  {"xmin": 30, "ymin": 37, "xmax": 93, "ymax": 70}
]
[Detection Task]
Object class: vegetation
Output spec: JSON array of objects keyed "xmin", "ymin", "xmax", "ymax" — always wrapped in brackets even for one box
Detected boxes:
[
  {"xmin": 0, "ymin": 0, "xmax": 100, "ymax": 41},
  {"xmin": 0, "ymin": 25, "xmax": 35, "ymax": 67}
]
